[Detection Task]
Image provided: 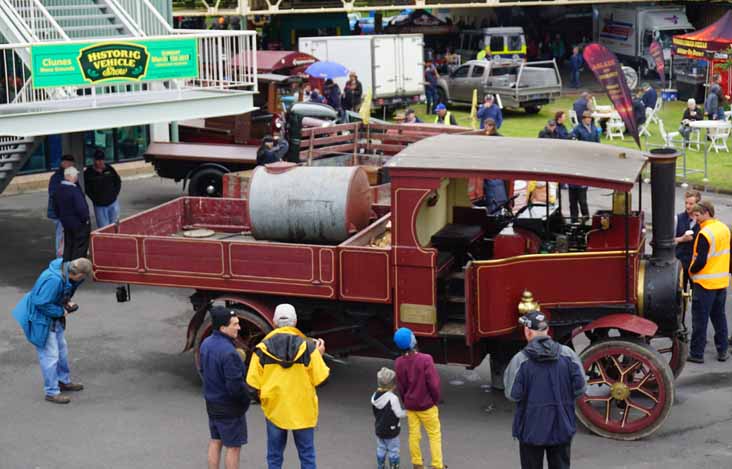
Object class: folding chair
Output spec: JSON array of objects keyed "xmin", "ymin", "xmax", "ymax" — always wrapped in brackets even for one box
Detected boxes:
[
  {"xmin": 658, "ymin": 119, "xmax": 682, "ymax": 148},
  {"xmin": 569, "ymin": 109, "xmax": 579, "ymax": 127},
  {"xmin": 639, "ymin": 108, "xmax": 654, "ymax": 137},
  {"xmin": 709, "ymin": 123, "xmax": 731, "ymax": 153},
  {"xmin": 606, "ymin": 114, "xmax": 626, "ymax": 141}
]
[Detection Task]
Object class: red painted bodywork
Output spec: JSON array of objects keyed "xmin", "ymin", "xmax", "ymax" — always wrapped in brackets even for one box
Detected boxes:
[
  {"xmin": 571, "ymin": 314, "xmax": 659, "ymax": 339},
  {"xmin": 92, "ymin": 141, "xmax": 650, "ymax": 368}
]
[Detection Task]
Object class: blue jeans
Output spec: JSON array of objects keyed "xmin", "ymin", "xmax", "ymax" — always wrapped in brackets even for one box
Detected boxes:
[
  {"xmin": 571, "ymin": 69, "xmax": 580, "ymax": 88},
  {"xmin": 35, "ymin": 323, "xmax": 71, "ymax": 396},
  {"xmin": 425, "ymin": 86, "xmax": 437, "ymax": 114},
  {"xmin": 690, "ymin": 284, "xmax": 728, "ymax": 359},
  {"xmin": 376, "ymin": 435, "xmax": 400, "ymax": 460},
  {"xmin": 50, "ymin": 218, "xmax": 64, "ymax": 258},
  {"xmin": 266, "ymin": 419, "xmax": 316, "ymax": 469},
  {"xmin": 94, "ymin": 200, "xmax": 120, "ymax": 228}
]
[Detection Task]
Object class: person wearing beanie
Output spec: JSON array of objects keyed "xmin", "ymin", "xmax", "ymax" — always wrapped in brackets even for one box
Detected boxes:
[
  {"xmin": 371, "ymin": 367, "xmax": 406, "ymax": 469},
  {"xmin": 433, "ymin": 103, "xmax": 456, "ymax": 126},
  {"xmin": 199, "ymin": 306, "xmax": 251, "ymax": 469},
  {"xmin": 393, "ymin": 328, "xmax": 445, "ymax": 469},
  {"xmin": 246, "ymin": 304, "xmax": 330, "ymax": 469},
  {"xmin": 503, "ymin": 311, "xmax": 587, "ymax": 469}
]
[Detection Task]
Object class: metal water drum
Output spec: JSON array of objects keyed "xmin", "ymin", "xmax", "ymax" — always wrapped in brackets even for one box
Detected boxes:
[{"xmin": 248, "ymin": 164, "xmax": 372, "ymax": 244}]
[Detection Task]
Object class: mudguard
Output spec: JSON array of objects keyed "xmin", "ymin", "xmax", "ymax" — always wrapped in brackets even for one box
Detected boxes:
[{"xmin": 570, "ymin": 313, "xmax": 658, "ymax": 340}]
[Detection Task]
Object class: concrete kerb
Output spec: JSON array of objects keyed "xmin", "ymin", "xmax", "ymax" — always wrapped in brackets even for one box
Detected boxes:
[{"xmin": 1, "ymin": 160, "xmax": 155, "ymax": 197}]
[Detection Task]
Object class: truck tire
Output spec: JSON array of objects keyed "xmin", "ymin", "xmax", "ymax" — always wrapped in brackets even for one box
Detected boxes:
[
  {"xmin": 524, "ymin": 105, "xmax": 541, "ymax": 114},
  {"xmin": 189, "ymin": 167, "xmax": 225, "ymax": 197}
]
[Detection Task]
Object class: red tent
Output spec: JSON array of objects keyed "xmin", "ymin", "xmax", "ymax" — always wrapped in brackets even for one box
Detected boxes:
[{"xmin": 673, "ymin": 11, "xmax": 732, "ymax": 95}]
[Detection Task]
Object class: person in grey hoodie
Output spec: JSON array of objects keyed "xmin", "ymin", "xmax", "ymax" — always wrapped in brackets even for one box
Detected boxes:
[
  {"xmin": 371, "ymin": 367, "xmax": 406, "ymax": 469},
  {"xmin": 503, "ymin": 311, "xmax": 587, "ymax": 469},
  {"xmin": 705, "ymin": 84, "xmax": 724, "ymax": 120}
]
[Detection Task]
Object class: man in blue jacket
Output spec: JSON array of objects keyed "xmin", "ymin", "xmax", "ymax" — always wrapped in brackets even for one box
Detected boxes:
[
  {"xmin": 641, "ymin": 83, "xmax": 658, "ymax": 110},
  {"xmin": 504, "ymin": 311, "xmax": 587, "ymax": 469},
  {"xmin": 47, "ymin": 154, "xmax": 76, "ymax": 257},
  {"xmin": 200, "ymin": 306, "xmax": 251, "ymax": 469},
  {"xmin": 477, "ymin": 94, "xmax": 503, "ymax": 130},
  {"xmin": 12, "ymin": 257, "xmax": 91, "ymax": 404}
]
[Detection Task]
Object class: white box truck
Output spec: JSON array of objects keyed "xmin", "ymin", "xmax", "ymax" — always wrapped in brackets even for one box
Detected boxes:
[
  {"xmin": 298, "ymin": 34, "xmax": 424, "ymax": 111},
  {"xmin": 593, "ymin": 5, "xmax": 693, "ymax": 76}
]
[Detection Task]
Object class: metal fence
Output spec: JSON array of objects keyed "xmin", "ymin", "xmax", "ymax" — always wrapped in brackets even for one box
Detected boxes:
[
  {"xmin": 1, "ymin": 0, "xmax": 68, "ymax": 42},
  {"xmin": 114, "ymin": 0, "xmax": 173, "ymax": 36},
  {"xmin": 0, "ymin": 30, "xmax": 257, "ymax": 111}
]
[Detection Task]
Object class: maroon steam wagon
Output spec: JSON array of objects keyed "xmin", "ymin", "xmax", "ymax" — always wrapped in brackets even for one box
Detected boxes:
[{"xmin": 91, "ymin": 136, "xmax": 686, "ymax": 441}]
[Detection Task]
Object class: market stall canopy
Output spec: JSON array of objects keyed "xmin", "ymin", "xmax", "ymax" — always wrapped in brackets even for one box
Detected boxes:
[
  {"xmin": 233, "ymin": 51, "xmax": 318, "ymax": 74},
  {"xmin": 672, "ymin": 11, "xmax": 732, "ymax": 59},
  {"xmin": 384, "ymin": 9, "xmax": 457, "ymax": 35}
]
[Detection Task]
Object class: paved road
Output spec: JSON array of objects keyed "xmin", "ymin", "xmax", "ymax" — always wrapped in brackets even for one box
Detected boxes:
[{"xmin": 1, "ymin": 176, "xmax": 732, "ymax": 468}]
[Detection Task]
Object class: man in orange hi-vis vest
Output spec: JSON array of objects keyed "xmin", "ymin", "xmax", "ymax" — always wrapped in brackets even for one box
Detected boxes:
[{"xmin": 687, "ymin": 201, "xmax": 731, "ymax": 364}]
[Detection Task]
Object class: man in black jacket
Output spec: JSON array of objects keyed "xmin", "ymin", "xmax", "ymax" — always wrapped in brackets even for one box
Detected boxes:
[
  {"xmin": 54, "ymin": 167, "xmax": 91, "ymax": 262},
  {"xmin": 84, "ymin": 150, "xmax": 121, "ymax": 228},
  {"xmin": 200, "ymin": 306, "xmax": 251, "ymax": 469},
  {"xmin": 256, "ymin": 135, "xmax": 290, "ymax": 166}
]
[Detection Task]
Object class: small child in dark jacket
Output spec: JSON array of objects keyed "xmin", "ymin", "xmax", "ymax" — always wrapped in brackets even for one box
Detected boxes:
[{"xmin": 371, "ymin": 367, "xmax": 406, "ymax": 469}]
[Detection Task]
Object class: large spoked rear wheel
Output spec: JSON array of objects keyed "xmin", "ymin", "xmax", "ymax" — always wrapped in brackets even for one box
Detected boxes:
[
  {"xmin": 194, "ymin": 304, "xmax": 272, "ymax": 376},
  {"xmin": 576, "ymin": 339, "xmax": 674, "ymax": 441}
]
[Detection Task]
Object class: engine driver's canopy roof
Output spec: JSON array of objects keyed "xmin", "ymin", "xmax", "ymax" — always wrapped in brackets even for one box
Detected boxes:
[{"xmin": 386, "ymin": 135, "xmax": 647, "ymax": 192}]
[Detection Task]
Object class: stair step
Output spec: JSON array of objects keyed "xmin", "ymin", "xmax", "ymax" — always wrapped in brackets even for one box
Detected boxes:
[
  {"xmin": 446, "ymin": 295, "xmax": 466, "ymax": 304},
  {"xmin": 0, "ymin": 146, "xmax": 28, "ymax": 156},
  {"xmin": 0, "ymin": 156, "xmax": 23, "ymax": 163},
  {"xmin": 62, "ymin": 25, "xmax": 125, "ymax": 32},
  {"xmin": 56, "ymin": 13, "xmax": 116, "ymax": 21},
  {"xmin": 448, "ymin": 271, "xmax": 465, "ymax": 281},
  {"xmin": 438, "ymin": 321, "xmax": 465, "ymax": 337},
  {"xmin": 45, "ymin": 5, "xmax": 110, "ymax": 12}
]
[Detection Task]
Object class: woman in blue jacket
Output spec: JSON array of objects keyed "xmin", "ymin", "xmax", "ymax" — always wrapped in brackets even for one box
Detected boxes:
[{"xmin": 12, "ymin": 258, "xmax": 92, "ymax": 403}]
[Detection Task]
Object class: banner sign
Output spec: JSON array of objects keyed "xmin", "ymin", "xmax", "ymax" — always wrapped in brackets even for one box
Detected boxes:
[
  {"xmin": 583, "ymin": 43, "xmax": 640, "ymax": 148},
  {"xmin": 31, "ymin": 38, "xmax": 198, "ymax": 89},
  {"xmin": 649, "ymin": 40, "xmax": 666, "ymax": 87}
]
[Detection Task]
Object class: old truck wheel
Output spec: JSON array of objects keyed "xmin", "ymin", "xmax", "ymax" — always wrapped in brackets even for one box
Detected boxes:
[
  {"xmin": 576, "ymin": 339, "xmax": 674, "ymax": 440},
  {"xmin": 524, "ymin": 105, "xmax": 541, "ymax": 114},
  {"xmin": 194, "ymin": 306, "xmax": 272, "ymax": 375},
  {"xmin": 189, "ymin": 168, "xmax": 225, "ymax": 197},
  {"xmin": 648, "ymin": 334, "xmax": 688, "ymax": 379}
]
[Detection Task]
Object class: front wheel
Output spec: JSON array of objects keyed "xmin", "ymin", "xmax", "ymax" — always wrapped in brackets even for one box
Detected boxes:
[
  {"xmin": 576, "ymin": 339, "xmax": 674, "ymax": 440},
  {"xmin": 524, "ymin": 105, "xmax": 541, "ymax": 114},
  {"xmin": 189, "ymin": 167, "xmax": 226, "ymax": 197}
]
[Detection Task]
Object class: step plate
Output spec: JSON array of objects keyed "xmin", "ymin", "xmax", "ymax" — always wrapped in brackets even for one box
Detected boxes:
[{"xmin": 438, "ymin": 321, "xmax": 465, "ymax": 337}]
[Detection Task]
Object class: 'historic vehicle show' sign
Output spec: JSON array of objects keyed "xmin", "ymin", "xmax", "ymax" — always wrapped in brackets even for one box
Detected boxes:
[{"xmin": 31, "ymin": 38, "xmax": 198, "ymax": 88}]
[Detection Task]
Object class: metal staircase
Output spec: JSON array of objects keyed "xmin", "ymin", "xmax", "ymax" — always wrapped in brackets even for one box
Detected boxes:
[
  {"xmin": 38, "ymin": 1, "xmax": 137, "ymax": 39},
  {"xmin": 0, "ymin": 136, "xmax": 36, "ymax": 194}
]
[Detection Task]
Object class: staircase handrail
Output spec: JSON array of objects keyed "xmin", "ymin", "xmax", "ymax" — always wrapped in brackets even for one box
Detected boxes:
[
  {"xmin": 7, "ymin": 0, "xmax": 69, "ymax": 42},
  {"xmin": 0, "ymin": 0, "xmax": 36, "ymax": 43},
  {"xmin": 113, "ymin": 0, "xmax": 174, "ymax": 36},
  {"xmin": 100, "ymin": 0, "xmax": 145, "ymax": 37}
]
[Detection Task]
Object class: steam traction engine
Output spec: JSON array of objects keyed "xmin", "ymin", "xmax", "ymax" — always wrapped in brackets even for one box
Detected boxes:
[{"xmin": 91, "ymin": 137, "xmax": 685, "ymax": 440}]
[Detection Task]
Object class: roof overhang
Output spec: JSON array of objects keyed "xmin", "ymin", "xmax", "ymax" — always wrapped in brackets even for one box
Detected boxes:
[
  {"xmin": 387, "ymin": 134, "xmax": 647, "ymax": 192},
  {"xmin": 0, "ymin": 90, "xmax": 255, "ymax": 138}
]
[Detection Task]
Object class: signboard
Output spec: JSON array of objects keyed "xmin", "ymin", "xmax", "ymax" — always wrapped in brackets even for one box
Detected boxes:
[
  {"xmin": 583, "ymin": 43, "xmax": 640, "ymax": 148},
  {"xmin": 31, "ymin": 38, "xmax": 198, "ymax": 89}
]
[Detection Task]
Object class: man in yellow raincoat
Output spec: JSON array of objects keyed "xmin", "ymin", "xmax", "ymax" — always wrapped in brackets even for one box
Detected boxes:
[{"xmin": 246, "ymin": 304, "xmax": 330, "ymax": 469}]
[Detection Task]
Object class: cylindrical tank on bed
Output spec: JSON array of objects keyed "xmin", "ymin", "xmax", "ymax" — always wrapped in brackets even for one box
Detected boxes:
[{"xmin": 247, "ymin": 163, "xmax": 372, "ymax": 244}]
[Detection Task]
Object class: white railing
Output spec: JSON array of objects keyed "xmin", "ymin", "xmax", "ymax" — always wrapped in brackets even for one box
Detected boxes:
[
  {"xmin": 5, "ymin": 0, "xmax": 69, "ymax": 42},
  {"xmin": 114, "ymin": 0, "xmax": 173, "ymax": 36},
  {"xmin": 0, "ymin": 30, "xmax": 257, "ymax": 111}
]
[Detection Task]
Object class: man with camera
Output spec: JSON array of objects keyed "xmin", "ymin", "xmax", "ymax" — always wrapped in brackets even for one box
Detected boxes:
[{"xmin": 12, "ymin": 257, "xmax": 92, "ymax": 404}]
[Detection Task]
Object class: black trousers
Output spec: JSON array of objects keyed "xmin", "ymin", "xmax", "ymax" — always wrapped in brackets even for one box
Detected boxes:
[
  {"xmin": 568, "ymin": 187, "xmax": 589, "ymax": 222},
  {"xmin": 63, "ymin": 222, "xmax": 91, "ymax": 262},
  {"xmin": 519, "ymin": 442, "xmax": 571, "ymax": 469}
]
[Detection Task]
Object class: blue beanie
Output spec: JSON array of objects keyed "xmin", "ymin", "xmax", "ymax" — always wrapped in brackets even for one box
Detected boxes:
[
  {"xmin": 394, "ymin": 327, "xmax": 417, "ymax": 351},
  {"xmin": 435, "ymin": 103, "xmax": 446, "ymax": 112}
]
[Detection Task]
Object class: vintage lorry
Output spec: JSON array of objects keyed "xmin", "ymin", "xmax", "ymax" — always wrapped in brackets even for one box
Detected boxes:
[
  {"xmin": 91, "ymin": 134, "xmax": 685, "ymax": 441},
  {"xmin": 437, "ymin": 58, "xmax": 562, "ymax": 114}
]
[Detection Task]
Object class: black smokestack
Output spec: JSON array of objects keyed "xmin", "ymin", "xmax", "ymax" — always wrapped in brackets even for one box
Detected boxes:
[{"xmin": 648, "ymin": 148, "xmax": 679, "ymax": 261}]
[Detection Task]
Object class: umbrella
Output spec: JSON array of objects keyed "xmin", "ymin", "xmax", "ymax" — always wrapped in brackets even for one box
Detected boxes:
[{"xmin": 305, "ymin": 61, "xmax": 349, "ymax": 79}]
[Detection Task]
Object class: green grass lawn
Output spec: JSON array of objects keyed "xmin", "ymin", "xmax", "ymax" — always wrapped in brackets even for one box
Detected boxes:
[{"xmin": 395, "ymin": 96, "xmax": 732, "ymax": 192}]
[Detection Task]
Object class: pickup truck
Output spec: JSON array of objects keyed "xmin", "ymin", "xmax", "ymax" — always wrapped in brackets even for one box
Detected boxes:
[{"xmin": 437, "ymin": 59, "xmax": 562, "ymax": 114}]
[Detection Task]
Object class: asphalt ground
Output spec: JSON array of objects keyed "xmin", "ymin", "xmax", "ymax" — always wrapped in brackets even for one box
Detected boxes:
[{"xmin": 2, "ymin": 176, "xmax": 732, "ymax": 469}]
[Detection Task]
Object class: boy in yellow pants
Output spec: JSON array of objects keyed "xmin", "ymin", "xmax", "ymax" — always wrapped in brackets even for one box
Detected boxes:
[{"xmin": 393, "ymin": 327, "xmax": 445, "ymax": 469}]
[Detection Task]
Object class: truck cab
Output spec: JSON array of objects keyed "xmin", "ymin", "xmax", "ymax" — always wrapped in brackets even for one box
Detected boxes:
[{"xmin": 458, "ymin": 27, "xmax": 526, "ymax": 62}]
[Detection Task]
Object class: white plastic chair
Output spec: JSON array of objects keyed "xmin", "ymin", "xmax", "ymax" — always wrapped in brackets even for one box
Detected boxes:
[
  {"xmin": 569, "ymin": 109, "xmax": 579, "ymax": 127},
  {"xmin": 687, "ymin": 128, "xmax": 702, "ymax": 151},
  {"xmin": 606, "ymin": 114, "xmax": 625, "ymax": 140},
  {"xmin": 658, "ymin": 119, "xmax": 681, "ymax": 148},
  {"xmin": 709, "ymin": 123, "xmax": 732, "ymax": 153},
  {"xmin": 639, "ymin": 108, "xmax": 654, "ymax": 137},
  {"xmin": 652, "ymin": 98, "xmax": 663, "ymax": 121}
]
